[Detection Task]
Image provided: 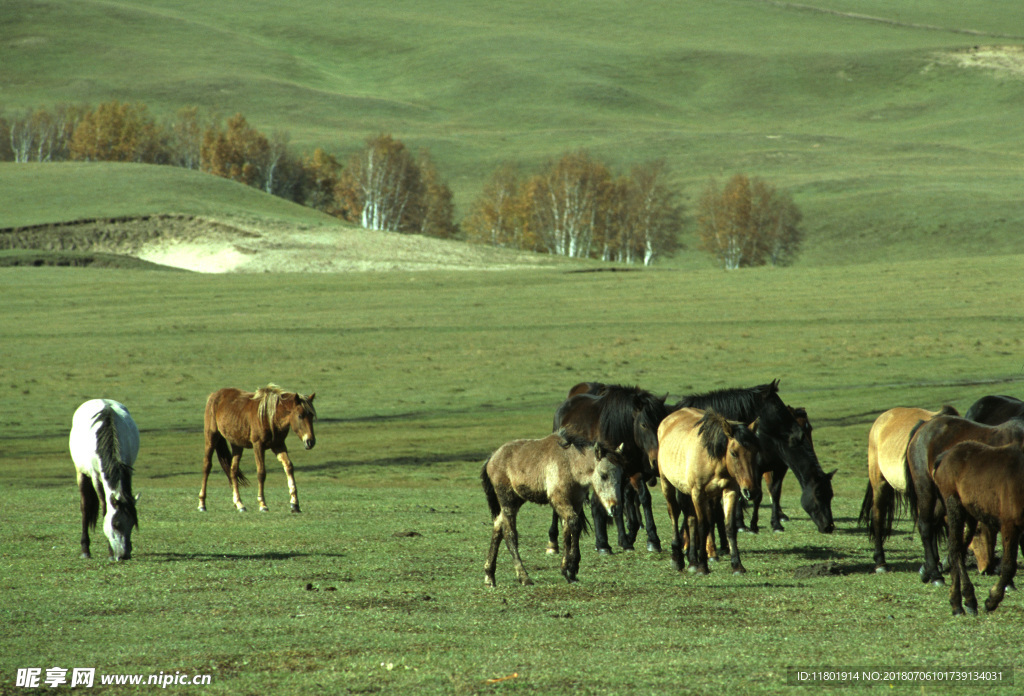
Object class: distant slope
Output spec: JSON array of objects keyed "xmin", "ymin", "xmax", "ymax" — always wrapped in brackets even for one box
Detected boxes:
[
  {"xmin": 2, "ymin": 1, "xmax": 1023, "ymax": 266},
  {"xmin": 0, "ymin": 163, "xmax": 568, "ymax": 272}
]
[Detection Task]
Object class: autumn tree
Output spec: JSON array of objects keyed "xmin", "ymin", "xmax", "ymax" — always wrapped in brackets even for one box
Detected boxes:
[
  {"xmin": 697, "ymin": 173, "xmax": 803, "ymax": 269},
  {"xmin": 7, "ymin": 104, "xmax": 85, "ymax": 162},
  {"xmin": 165, "ymin": 106, "xmax": 211, "ymax": 170},
  {"xmin": 69, "ymin": 101, "xmax": 163, "ymax": 163},
  {"xmin": 619, "ymin": 160, "xmax": 683, "ymax": 266},
  {"xmin": 201, "ymin": 113, "xmax": 271, "ymax": 188},
  {"xmin": 416, "ymin": 149, "xmax": 458, "ymax": 239},
  {"xmin": 300, "ymin": 147, "xmax": 343, "ymax": 214},
  {"xmin": 463, "ymin": 163, "xmax": 537, "ymax": 250},
  {"xmin": 525, "ymin": 150, "xmax": 612, "ymax": 258}
]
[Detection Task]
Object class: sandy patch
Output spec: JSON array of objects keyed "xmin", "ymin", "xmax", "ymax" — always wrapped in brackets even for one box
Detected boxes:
[
  {"xmin": 137, "ymin": 240, "xmax": 250, "ymax": 273},
  {"xmin": 936, "ymin": 45, "xmax": 1024, "ymax": 78}
]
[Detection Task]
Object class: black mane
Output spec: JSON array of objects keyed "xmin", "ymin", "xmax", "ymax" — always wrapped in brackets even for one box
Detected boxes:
[
  {"xmin": 93, "ymin": 406, "xmax": 137, "ymax": 523},
  {"xmin": 676, "ymin": 381, "xmax": 780, "ymax": 423},
  {"xmin": 698, "ymin": 411, "xmax": 759, "ymax": 460},
  {"xmin": 556, "ymin": 428, "xmax": 596, "ymax": 452}
]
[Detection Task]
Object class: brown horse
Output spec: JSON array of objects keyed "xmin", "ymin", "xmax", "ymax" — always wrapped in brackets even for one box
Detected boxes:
[
  {"xmin": 198, "ymin": 385, "xmax": 317, "ymax": 513},
  {"xmin": 906, "ymin": 413, "xmax": 1024, "ymax": 584},
  {"xmin": 933, "ymin": 441, "xmax": 1024, "ymax": 615},
  {"xmin": 656, "ymin": 408, "xmax": 759, "ymax": 575},
  {"xmin": 858, "ymin": 406, "xmax": 956, "ymax": 574},
  {"xmin": 481, "ymin": 430, "xmax": 623, "ymax": 586},
  {"xmin": 962, "ymin": 394, "xmax": 1024, "ymax": 573}
]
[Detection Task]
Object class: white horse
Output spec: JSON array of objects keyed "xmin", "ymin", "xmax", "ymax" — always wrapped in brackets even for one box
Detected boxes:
[{"xmin": 70, "ymin": 399, "xmax": 140, "ymax": 560}]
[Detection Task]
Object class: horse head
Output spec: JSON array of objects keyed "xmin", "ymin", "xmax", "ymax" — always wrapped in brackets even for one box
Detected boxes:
[
  {"xmin": 105, "ymin": 491, "xmax": 139, "ymax": 561},
  {"xmin": 288, "ymin": 392, "xmax": 318, "ymax": 450},
  {"xmin": 723, "ymin": 419, "xmax": 761, "ymax": 502},
  {"xmin": 763, "ymin": 398, "xmax": 835, "ymax": 533},
  {"xmin": 591, "ymin": 442, "xmax": 623, "ymax": 519}
]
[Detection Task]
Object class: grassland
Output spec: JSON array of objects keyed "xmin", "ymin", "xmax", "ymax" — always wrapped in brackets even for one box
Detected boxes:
[
  {"xmin": 3, "ymin": 0, "xmax": 1023, "ymax": 265},
  {"xmin": 2, "ymin": 260, "xmax": 1024, "ymax": 694}
]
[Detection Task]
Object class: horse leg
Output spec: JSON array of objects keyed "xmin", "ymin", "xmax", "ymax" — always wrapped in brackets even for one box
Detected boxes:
[
  {"xmin": 199, "ymin": 437, "xmax": 215, "ymax": 512},
  {"xmin": 252, "ymin": 446, "xmax": 270, "ymax": 512},
  {"xmin": 499, "ymin": 505, "xmax": 532, "ymax": 586},
  {"xmin": 985, "ymin": 524, "xmax": 1021, "ymax": 613},
  {"xmin": 660, "ymin": 480, "xmax": 685, "ymax": 571},
  {"xmin": 690, "ymin": 495, "xmax": 710, "ymax": 575},
  {"xmin": 546, "ymin": 509, "xmax": 560, "ymax": 554},
  {"xmin": 918, "ymin": 488, "xmax": 945, "ymax": 585},
  {"xmin": 273, "ymin": 446, "xmax": 300, "ymax": 513},
  {"xmin": 229, "ymin": 445, "xmax": 246, "ymax": 512},
  {"xmin": 556, "ymin": 504, "xmax": 583, "ymax": 583},
  {"xmin": 623, "ymin": 480, "xmax": 641, "ymax": 548},
  {"xmin": 767, "ymin": 468, "xmax": 786, "ymax": 532},
  {"xmin": 637, "ymin": 480, "xmax": 662, "ymax": 552},
  {"xmin": 484, "ymin": 509, "xmax": 505, "ymax": 587},
  {"xmin": 945, "ymin": 495, "xmax": 974, "ymax": 615},
  {"xmin": 870, "ymin": 482, "xmax": 894, "ymax": 573},
  {"xmin": 613, "ymin": 478, "xmax": 634, "ymax": 552},
  {"xmin": 78, "ymin": 473, "xmax": 99, "ymax": 559},
  {"xmin": 591, "ymin": 493, "xmax": 613, "ymax": 555},
  {"xmin": 722, "ymin": 490, "xmax": 745, "ymax": 574}
]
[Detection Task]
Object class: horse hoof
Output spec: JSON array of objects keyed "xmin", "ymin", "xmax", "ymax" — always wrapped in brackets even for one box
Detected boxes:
[
  {"xmin": 546, "ymin": 548, "xmax": 558, "ymax": 555},
  {"xmin": 932, "ymin": 578, "xmax": 945, "ymax": 587},
  {"xmin": 237, "ymin": 507, "xmax": 247, "ymax": 513},
  {"xmin": 291, "ymin": 505, "xmax": 301, "ymax": 514},
  {"xmin": 647, "ymin": 542, "xmax": 662, "ymax": 553},
  {"xmin": 484, "ymin": 576, "xmax": 496, "ymax": 587},
  {"xmin": 966, "ymin": 603, "xmax": 979, "ymax": 616},
  {"xmin": 521, "ymin": 578, "xmax": 535, "ymax": 586},
  {"xmin": 260, "ymin": 507, "xmax": 270, "ymax": 513},
  {"xmin": 198, "ymin": 505, "xmax": 206, "ymax": 512},
  {"xmin": 80, "ymin": 552, "xmax": 91, "ymax": 560},
  {"xmin": 733, "ymin": 566, "xmax": 747, "ymax": 575},
  {"xmin": 952, "ymin": 606, "xmax": 965, "ymax": 616},
  {"xmin": 597, "ymin": 548, "xmax": 612, "ymax": 556}
]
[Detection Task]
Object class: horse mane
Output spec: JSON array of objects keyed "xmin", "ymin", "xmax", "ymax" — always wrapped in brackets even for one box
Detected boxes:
[
  {"xmin": 92, "ymin": 405, "xmax": 137, "ymax": 522},
  {"xmin": 697, "ymin": 410, "xmax": 759, "ymax": 460},
  {"xmin": 937, "ymin": 404, "xmax": 959, "ymax": 418},
  {"xmin": 597, "ymin": 385, "xmax": 667, "ymax": 444},
  {"xmin": 677, "ymin": 380, "xmax": 780, "ymax": 422},
  {"xmin": 556, "ymin": 428, "xmax": 596, "ymax": 452},
  {"xmin": 254, "ymin": 384, "xmax": 284, "ymax": 432},
  {"xmin": 254, "ymin": 385, "xmax": 317, "ymax": 435}
]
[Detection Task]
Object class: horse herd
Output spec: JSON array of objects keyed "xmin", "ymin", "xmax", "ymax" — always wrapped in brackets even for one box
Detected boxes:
[{"xmin": 68, "ymin": 382, "xmax": 1024, "ymax": 616}]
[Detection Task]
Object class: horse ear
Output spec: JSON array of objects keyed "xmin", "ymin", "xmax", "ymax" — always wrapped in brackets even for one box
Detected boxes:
[
  {"xmin": 135, "ymin": 493, "xmax": 141, "ymax": 503},
  {"xmin": 720, "ymin": 418, "xmax": 734, "ymax": 437},
  {"xmin": 307, "ymin": 392, "xmax": 316, "ymax": 402},
  {"xmin": 593, "ymin": 442, "xmax": 605, "ymax": 460},
  {"xmin": 826, "ymin": 469, "xmax": 837, "ymax": 480},
  {"xmin": 748, "ymin": 418, "xmax": 759, "ymax": 432}
]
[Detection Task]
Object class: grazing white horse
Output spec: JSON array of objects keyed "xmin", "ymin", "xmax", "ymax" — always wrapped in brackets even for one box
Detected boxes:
[{"xmin": 70, "ymin": 399, "xmax": 140, "ymax": 560}]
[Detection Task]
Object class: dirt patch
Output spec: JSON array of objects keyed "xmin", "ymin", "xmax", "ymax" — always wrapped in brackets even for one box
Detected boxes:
[
  {"xmin": 0, "ymin": 214, "xmax": 566, "ymax": 273},
  {"xmin": 935, "ymin": 45, "xmax": 1024, "ymax": 78},
  {"xmin": 793, "ymin": 562, "xmax": 845, "ymax": 579}
]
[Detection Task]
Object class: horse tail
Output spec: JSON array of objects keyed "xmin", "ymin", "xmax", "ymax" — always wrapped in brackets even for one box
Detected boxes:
[
  {"xmin": 480, "ymin": 460, "xmax": 501, "ymax": 520},
  {"xmin": 858, "ymin": 482, "xmax": 874, "ymax": 535}
]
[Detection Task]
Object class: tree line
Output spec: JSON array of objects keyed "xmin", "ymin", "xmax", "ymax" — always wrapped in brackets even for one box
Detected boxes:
[{"xmin": 0, "ymin": 101, "xmax": 803, "ymax": 267}]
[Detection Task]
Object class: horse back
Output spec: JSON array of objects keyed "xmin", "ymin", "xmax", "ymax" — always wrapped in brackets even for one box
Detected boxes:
[
  {"xmin": 964, "ymin": 395, "xmax": 1024, "ymax": 426},
  {"xmin": 70, "ymin": 399, "xmax": 140, "ymax": 474},
  {"xmin": 935, "ymin": 442, "xmax": 1024, "ymax": 525},
  {"xmin": 205, "ymin": 388, "xmax": 266, "ymax": 447},
  {"xmin": 868, "ymin": 407, "xmax": 939, "ymax": 492},
  {"xmin": 656, "ymin": 408, "xmax": 708, "ymax": 492}
]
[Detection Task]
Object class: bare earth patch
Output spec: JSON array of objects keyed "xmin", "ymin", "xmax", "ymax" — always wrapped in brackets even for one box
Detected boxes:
[
  {"xmin": 0, "ymin": 214, "xmax": 566, "ymax": 273},
  {"xmin": 935, "ymin": 45, "xmax": 1024, "ymax": 78}
]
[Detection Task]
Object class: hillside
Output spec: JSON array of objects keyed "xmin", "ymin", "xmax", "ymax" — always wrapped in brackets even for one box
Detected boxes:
[
  {"xmin": 3, "ymin": 0, "xmax": 1023, "ymax": 266},
  {"xmin": 0, "ymin": 163, "xmax": 567, "ymax": 272}
]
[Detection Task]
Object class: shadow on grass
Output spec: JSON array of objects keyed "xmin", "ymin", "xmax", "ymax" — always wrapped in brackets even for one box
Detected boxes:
[
  {"xmin": 305, "ymin": 451, "xmax": 491, "ymax": 473},
  {"xmin": 145, "ymin": 551, "xmax": 345, "ymax": 562}
]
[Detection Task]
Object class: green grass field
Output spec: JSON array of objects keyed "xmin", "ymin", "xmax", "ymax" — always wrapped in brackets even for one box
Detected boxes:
[
  {"xmin": 2, "ymin": 261, "xmax": 1023, "ymax": 694},
  {"xmin": 3, "ymin": 1, "xmax": 1024, "ymax": 693},
  {"xmin": 3, "ymin": 0, "xmax": 1023, "ymax": 265}
]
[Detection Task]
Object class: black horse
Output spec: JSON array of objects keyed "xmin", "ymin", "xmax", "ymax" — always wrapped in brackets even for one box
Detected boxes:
[
  {"xmin": 965, "ymin": 395, "xmax": 1024, "ymax": 425},
  {"xmin": 675, "ymin": 380, "xmax": 835, "ymax": 534},
  {"xmin": 551, "ymin": 382, "xmax": 670, "ymax": 554}
]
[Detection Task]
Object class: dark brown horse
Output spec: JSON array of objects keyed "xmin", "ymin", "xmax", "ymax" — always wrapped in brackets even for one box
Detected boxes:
[
  {"xmin": 906, "ymin": 413, "xmax": 1024, "ymax": 584},
  {"xmin": 656, "ymin": 408, "xmax": 760, "ymax": 575},
  {"xmin": 551, "ymin": 383, "xmax": 669, "ymax": 554},
  {"xmin": 965, "ymin": 395, "xmax": 1024, "ymax": 425},
  {"xmin": 933, "ymin": 441, "xmax": 1024, "ymax": 615},
  {"xmin": 198, "ymin": 385, "xmax": 317, "ymax": 513},
  {"xmin": 962, "ymin": 394, "xmax": 1024, "ymax": 573},
  {"xmin": 481, "ymin": 430, "xmax": 623, "ymax": 586}
]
